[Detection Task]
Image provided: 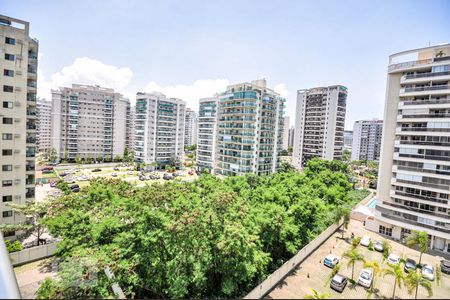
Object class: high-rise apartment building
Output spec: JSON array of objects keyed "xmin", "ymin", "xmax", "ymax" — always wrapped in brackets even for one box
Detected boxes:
[
  {"xmin": 344, "ymin": 130, "xmax": 353, "ymax": 151},
  {"xmin": 126, "ymin": 105, "xmax": 135, "ymax": 152},
  {"xmin": 134, "ymin": 92, "xmax": 185, "ymax": 168},
  {"xmin": 0, "ymin": 15, "xmax": 38, "ymax": 237},
  {"xmin": 351, "ymin": 120, "xmax": 383, "ymax": 161},
  {"xmin": 282, "ymin": 116, "xmax": 290, "ymax": 150},
  {"xmin": 216, "ymin": 79, "xmax": 285, "ymax": 176},
  {"xmin": 288, "ymin": 127, "xmax": 295, "ymax": 149},
  {"xmin": 36, "ymin": 99, "xmax": 52, "ymax": 152},
  {"xmin": 51, "ymin": 84, "xmax": 130, "ymax": 161},
  {"xmin": 184, "ymin": 108, "xmax": 198, "ymax": 147},
  {"xmin": 293, "ymin": 85, "xmax": 347, "ymax": 167},
  {"xmin": 197, "ymin": 97, "xmax": 218, "ymax": 172},
  {"xmin": 369, "ymin": 44, "xmax": 450, "ymax": 253}
]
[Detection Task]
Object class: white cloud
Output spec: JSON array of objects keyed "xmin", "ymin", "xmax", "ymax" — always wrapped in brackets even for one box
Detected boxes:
[
  {"xmin": 273, "ymin": 83, "xmax": 291, "ymax": 98},
  {"xmin": 144, "ymin": 79, "xmax": 230, "ymax": 110},
  {"xmin": 37, "ymin": 57, "xmax": 133, "ymax": 100}
]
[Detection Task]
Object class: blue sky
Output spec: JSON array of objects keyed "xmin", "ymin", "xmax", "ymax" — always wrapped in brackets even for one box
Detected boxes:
[{"xmin": 2, "ymin": 0, "xmax": 450, "ymax": 129}]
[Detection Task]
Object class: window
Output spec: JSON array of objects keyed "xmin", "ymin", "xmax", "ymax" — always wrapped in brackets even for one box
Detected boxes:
[
  {"xmin": 2, "ymin": 133, "xmax": 13, "ymax": 140},
  {"xmin": 5, "ymin": 37, "xmax": 15, "ymax": 45},
  {"xmin": 2, "ymin": 195, "xmax": 12, "ymax": 202},
  {"xmin": 3, "ymin": 118, "xmax": 13, "ymax": 124},
  {"xmin": 2, "ymin": 211, "xmax": 13, "ymax": 218},
  {"xmin": 2, "ymin": 165, "xmax": 12, "ymax": 171},
  {"xmin": 4, "ymin": 53, "xmax": 15, "ymax": 61},
  {"xmin": 3, "ymin": 85, "xmax": 14, "ymax": 93},
  {"xmin": 3, "ymin": 69, "xmax": 14, "ymax": 77},
  {"xmin": 2, "ymin": 149, "xmax": 12, "ymax": 156},
  {"xmin": 2, "ymin": 180, "xmax": 12, "ymax": 187},
  {"xmin": 379, "ymin": 225, "xmax": 392, "ymax": 237},
  {"xmin": 3, "ymin": 101, "xmax": 13, "ymax": 109}
]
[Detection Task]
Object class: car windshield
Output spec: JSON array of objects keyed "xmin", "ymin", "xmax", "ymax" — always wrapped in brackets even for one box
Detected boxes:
[
  {"xmin": 424, "ymin": 268, "xmax": 433, "ymax": 274},
  {"xmin": 360, "ymin": 272, "xmax": 370, "ymax": 280}
]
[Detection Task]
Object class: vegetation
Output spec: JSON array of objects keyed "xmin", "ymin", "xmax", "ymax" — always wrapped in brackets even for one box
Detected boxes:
[
  {"xmin": 5, "ymin": 239, "xmax": 23, "ymax": 253},
  {"xmin": 185, "ymin": 144, "xmax": 197, "ymax": 151},
  {"xmin": 304, "ymin": 288, "xmax": 329, "ymax": 299},
  {"xmin": 38, "ymin": 159, "xmax": 366, "ymax": 298},
  {"xmin": 343, "ymin": 248, "xmax": 365, "ymax": 280},
  {"xmin": 364, "ymin": 260, "xmax": 381, "ymax": 293},
  {"xmin": 334, "ymin": 205, "xmax": 350, "ymax": 239},
  {"xmin": 405, "ymin": 271, "xmax": 433, "ymax": 299},
  {"xmin": 383, "ymin": 263, "xmax": 406, "ymax": 299},
  {"xmin": 406, "ymin": 231, "xmax": 428, "ymax": 265},
  {"xmin": 382, "ymin": 239, "xmax": 392, "ymax": 260}
]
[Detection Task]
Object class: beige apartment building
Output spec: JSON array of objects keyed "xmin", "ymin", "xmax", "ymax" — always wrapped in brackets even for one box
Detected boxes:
[
  {"xmin": 184, "ymin": 108, "xmax": 198, "ymax": 147},
  {"xmin": 367, "ymin": 44, "xmax": 450, "ymax": 253},
  {"xmin": 293, "ymin": 85, "xmax": 347, "ymax": 168},
  {"xmin": 36, "ymin": 98, "xmax": 52, "ymax": 152},
  {"xmin": 0, "ymin": 15, "xmax": 38, "ymax": 237},
  {"xmin": 51, "ymin": 84, "xmax": 130, "ymax": 162}
]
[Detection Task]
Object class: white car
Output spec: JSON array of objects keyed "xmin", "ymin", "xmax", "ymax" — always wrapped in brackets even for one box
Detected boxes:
[
  {"xmin": 374, "ymin": 240, "xmax": 384, "ymax": 252},
  {"xmin": 387, "ymin": 254, "xmax": 401, "ymax": 265},
  {"xmin": 422, "ymin": 264, "xmax": 435, "ymax": 281},
  {"xmin": 324, "ymin": 254, "xmax": 340, "ymax": 268},
  {"xmin": 360, "ymin": 236, "xmax": 371, "ymax": 247},
  {"xmin": 358, "ymin": 268, "xmax": 373, "ymax": 288}
]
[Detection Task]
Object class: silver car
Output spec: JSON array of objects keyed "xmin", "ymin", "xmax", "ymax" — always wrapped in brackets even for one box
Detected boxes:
[{"xmin": 421, "ymin": 264, "xmax": 435, "ymax": 281}]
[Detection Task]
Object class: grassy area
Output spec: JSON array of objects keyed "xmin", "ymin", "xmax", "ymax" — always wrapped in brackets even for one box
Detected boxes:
[
  {"xmin": 41, "ymin": 171, "xmax": 57, "ymax": 179},
  {"xmin": 14, "ymin": 258, "xmax": 53, "ymax": 275}
]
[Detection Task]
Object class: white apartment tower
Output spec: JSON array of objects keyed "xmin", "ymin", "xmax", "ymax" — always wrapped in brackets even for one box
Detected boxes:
[
  {"xmin": 282, "ymin": 116, "xmax": 290, "ymax": 150},
  {"xmin": 288, "ymin": 127, "xmax": 295, "ymax": 148},
  {"xmin": 370, "ymin": 44, "xmax": 450, "ymax": 253},
  {"xmin": 36, "ymin": 99, "xmax": 52, "ymax": 152},
  {"xmin": 351, "ymin": 120, "xmax": 383, "ymax": 161},
  {"xmin": 126, "ymin": 104, "xmax": 135, "ymax": 152},
  {"xmin": 0, "ymin": 15, "xmax": 38, "ymax": 237},
  {"xmin": 134, "ymin": 92, "xmax": 185, "ymax": 168},
  {"xmin": 293, "ymin": 85, "xmax": 347, "ymax": 167},
  {"xmin": 184, "ymin": 108, "xmax": 198, "ymax": 146},
  {"xmin": 216, "ymin": 79, "xmax": 285, "ymax": 176},
  {"xmin": 51, "ymin": 84, "xmax": 130, "ymax": 162},
  {"xmin": 197, "ymin": 97, "xmax": 218, "ymax": 172}
]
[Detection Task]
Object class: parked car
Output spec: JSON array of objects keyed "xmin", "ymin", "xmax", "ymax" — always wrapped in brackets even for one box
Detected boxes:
[
  {"xmin": 421, "ymin": 264, "xmax": 435, "ymax": 281},
  {"xmin": 360, "ymin": 236, "xmax": 371, "ymax": 247},
  {"xmin": 387, "ymin": 254, "xmax": 401, "ymax": 265},
  {"xmin": 163, "ymin": 173, "xmax": 173, "ymax": 180},
  {"xmin": 404, "ymin": 258, "xmax": 417, "ymax": 273},
  {"xmin": 71, "ymin": 187, "xmax": 80, "ymax": 193},
  {"xmin": 70, "ymin": 184, "xmax": 79, "ymax": 189},
  {"xmin": 188, "ymin": 170, "xmax": 194, "ymax": 175},
  {"xmin": 358, "ymin": 268, "xmax": 373, "ymax": 288},
  {"xmin": 111, "ymin": 173, "xmax": 118, "ymax": 177},
  {"xmin": 92, "ymin": 168, "xmax": 102, "ymax": 172},
  {"xmin": 139, "ymin": 176, "xmax": 146, "ymax": 181},
  {"xmin": 50, "ymin": 181, "xmax": 58, "ymax": 188},
  {"xmin": 113, "ymin": 167, "xmax": 119, "ymax": 171},
  {"xmin": 330, "ymin": 274, "xmax": 348, "ymax": 292},
  {"xmin": 323, "ymin": 254, "xmax": 340, "ymax": 268},
  {"xmin": 127, "ymin": 171, "xmax": 133, "ymax": 175},
  {"xmin": 42, "ymin": 169, "xmax": 53, "ymax": 174},
  {"xmin": 374, "ymin": 241, "xmax": 384, "ymax": 252},
  {"xmin": 59, "ymin": 172, "xmax": 68, "ymax": 177},
  {"xmin": 172, "ymin": 172, "xmax": 180, "ymax": 177},
  {"xmin": 441, "ymin": 260, "xmax": 450, "ymax": 275}
]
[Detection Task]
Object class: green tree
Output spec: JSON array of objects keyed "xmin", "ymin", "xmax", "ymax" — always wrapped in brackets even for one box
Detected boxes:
[
  {"xmin": 304, "ymin": 288, "xmax": 329, "ymax": 299},
  {"xmin": 63, "ymin": 150, "xmax": 69, "ymax": 163},
  {"xmin": 75, "ymin": 154, "xmax": 81, "ymax": 165},
  {"xmin": 105, "ymin": 155, "xmax": 111, "ymax": 162},
  {"xmin": 49, "ymin": 147, "xmax": 58, "ymax": 163},
  {"xmin": 383, "ymin": 263, "xmax": 406, "ymax": 299},
  {"xmin": 406, "ymin": 231, "xmax": 428, "ymax": 265},
  {"xmin": 5, "ymin": 239, "xmax": 23, "ymax": 253},
  {"xmin": 382, "ymin": 239, "xmax": 392, "ymax": 260},
  {"xmin": 334, "ymin": 205, "xmax": 350, "ymax": 239},
  {"xmin": 343, "ymin": 248, "xmax": 365, "ymax": 280},
  {"xmin": 123, "ymin": 148, "xmax": 129, "ymax": 161},
  {"xmin": 405, "ymin": 271, "xmax": 433, "ymax": 299},
  {"xmin": 86, "ymin": 154, "xmax": 93, "ymax": 164},
  {"xmin": 96, "ymin": 154, "xmax": 103, "ymax": 163},
  {"xmin": 114, "ymin": 155, "xmax": 122, "ymax": 162},
  {"xmin": 342, "ymin": 149, "xmax": 351, "ymax": 162}
]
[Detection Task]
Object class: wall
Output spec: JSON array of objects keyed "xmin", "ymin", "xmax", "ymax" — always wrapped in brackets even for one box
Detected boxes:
[{"xmin": 9, "ymin": 242, "xmax": 57, "ymax": 266}]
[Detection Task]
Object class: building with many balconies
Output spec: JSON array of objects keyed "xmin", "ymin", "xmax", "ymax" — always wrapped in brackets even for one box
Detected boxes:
[
  {"xmin": 184, "ymin": 108, "xmax": 198, "ymax": 147},
  {"xmin": 216, "ymin": 79, "xmax": 285, "ymax": 176},
  {"xmin": 36, "ymin": 98, "xmax": 52, "ymax": 152},
  {"xmin": 51, "ymin": 84, "xmax": 130, "ymax": 161},
  {"xmin": 351, "ymin": 120, "xmax": 383, "ymax": 161},
  {"xmin": 367, "ymin": 44, "xmax": 450, "ymax": 253},
  {"xmin": 0, "ymin": 15, "xmax": 38, "ymax": 238},
  {"xmin": 134, "ymin": 92, "xmax": 185, "ymax": 168},
  {"xmin": 293, "ymin": 85, "xmax": 347, "ymax": 168},
  {"xmin": 196, "ymin": 97, "xmax": 218, "ymax": 172}
]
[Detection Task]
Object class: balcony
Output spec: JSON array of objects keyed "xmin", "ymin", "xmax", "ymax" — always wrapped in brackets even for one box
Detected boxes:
[
  {"xmin": 400, "ymin": 85, "xmax": 450, "ymax": 96},
  {"xmin": 388, "ymin": 58, "xmax": 433, "ymax": 72},
  {"xmin": 26, "ymin": 165, "xmax": 35, "ymax": 171},
  {"xmin": 402, "ymin": 71, "xmax": 450, "ymax": 81},
  {"xmin": 401, "ymin": 98, "xmax": 450, "ymax": 106},
  {"xmin": 26, "ymin": 137, "xmax": 36, "ymax": 144},
  {"xmin": 26, "ymin": 123, "xmax": 36, "ymax": 130}
]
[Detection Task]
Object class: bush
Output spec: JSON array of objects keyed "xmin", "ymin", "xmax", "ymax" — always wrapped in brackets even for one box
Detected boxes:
[
  {"xmin": 5, "ymin": 239, "xmax": 23, "ymax": 253},
  {"xmin": 352, "ymin": 236, "xmax": 362, "ymax": 248}
]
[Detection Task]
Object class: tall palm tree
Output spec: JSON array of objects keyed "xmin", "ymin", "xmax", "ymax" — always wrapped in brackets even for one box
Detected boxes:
[
  {"xmin": 406, "ymin": 231, "xmax": 428, "ymax": 265},
  {"xmin": 405, "ymin": 271, "xmax": 433, "ymax": 299},
  {"xmin": 334, "ymin": 206, "xmax": 351, "ymax": 239},
  {"xmin": 304, "ymin": 288, "xmax": 329, "ymax": 299},
  {"xmin": 383, "ymin": 263, "xmax": 406, "ymax": 299},
  {"xmin": 343, "ymin": 248, "xmax": 365, "ymax": 280},
  {"xmin": 364, "ymin": 260, "xmax": 381, "ymax": 293},
  {"xmin": 381, "ymin": 239, "xmax": 392, "ymax": 260}
]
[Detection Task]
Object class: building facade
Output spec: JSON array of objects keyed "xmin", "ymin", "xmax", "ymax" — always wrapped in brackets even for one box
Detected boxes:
[
  {"xmin": 293, "ymin": 85, "xmax": 347, "ymax": 167},
  {"xmin": 282, "ymin": 116, "xmax": 290, "ymax": 150},
  {"xmin": 216, "ymin": 79, "xmax": 285, "ymax": 176},
  {"xmin": 184, "ymin": 108, "xmax": 198, "ymax": 147},
  {"xmin": 51, "ymin": 84, "xmax": 130, "ymax": 162},
  {"xmin": 351, "ymin": 120, "xmax": 383, "ymax": 161},
  {"xmin": 196, "ymin": 97, "xmax": 218, "ymax": 172},
  {"xmin": 344, "ymin": 130, "xmax": 353, "ymax": 152},
  {"xmin": 369, "ymin": 44, "xmax": 450, "ymax": 253},
  {"xmin": 134, "ymin": 92, "xmax": 185, "ymax": 168},
  {"xmin": 0, "ymin": 15, "xmax": 38, "ymax": 237},
  {"xmin": 126, "ymin": 104, "xmax": 135, "ymax": 153},
  {"xmin": 36, "ymin": 99, "xmax": 52, "ymax": 152}
]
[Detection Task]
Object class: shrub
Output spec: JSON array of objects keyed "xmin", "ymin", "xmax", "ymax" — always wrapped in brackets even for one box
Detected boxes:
[{"xmin": 5, "ymin": 239, "xmax": 23, "ymax": 253}]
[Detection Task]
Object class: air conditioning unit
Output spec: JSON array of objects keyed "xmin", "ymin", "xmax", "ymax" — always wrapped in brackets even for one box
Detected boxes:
[
  {"xmin": 15, "ymin": 86, "xmax": 22, "ymax": 92},
  {"xmin": 15, "ymin": 101, "xmax": 21, "ymax": 106},
  {"xmin": 14, "ymin": 134, "xmax": 21, "ymax": 138},
  {"xmin": 16, "ymin": 70, "xmax": 22, "ymax": 76},
  {"xmin": 14, "ymin": 118, "xmax": 21, "ymax": 123},
  {"xmin": 14, "ymin": 165, "xmax": 21, "ymax": 169},
  {"xmin": 14, "ymin": 195, "xmax": 21, "ymax": 200},
  {"xmin": 14, "ymin": 179, "xmax": 21, "ymax": 185},
  {"xmin": 14, "ymin": 149, "xmax": 20, "ymax": 154},
  {"xmin": 17, "ymin": 39, "xmax": 23, "ymax": 45}
]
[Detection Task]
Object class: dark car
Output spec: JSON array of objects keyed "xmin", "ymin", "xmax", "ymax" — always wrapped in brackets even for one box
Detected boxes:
[
  {"xmin": 163, "ymin": 173, "xmax": 173, "ymax": 180},
  {"xmin": 59, "ymin": 172, "xmax": 68, "ymax": 177},
  {"xmin": 113, "ymin": 167, "xmax": 119, "ymax": 171},
  {"xmin": 92, "ymin": 168, "xmax": 102, "ymax": 172},
  {"xmin": 71, "ymin": 187, "xmax": 80, "ymax": 193},
  {"xmin": 441, "ymin": 260, "xmax": 450, "ymax": 275},
  {"xmin": 330, "ymin": 274, "xmax": 348, "ymax": 293},
  {"xmin": 70, "ymin": 184, "xmax": 79, "ymax": 189},
  {"xmin": 404, "ymin": 258, "xmax": 417, "ymax": 273}
]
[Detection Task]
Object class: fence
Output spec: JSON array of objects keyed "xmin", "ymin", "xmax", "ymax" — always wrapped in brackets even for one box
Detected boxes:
[
  {"xmin": 244, "ymin": 222, "xmax": 342, "ymax": 299},
  {"xmin": 9, "ymin": 242, "xmax": 58, "ymax": 266}
]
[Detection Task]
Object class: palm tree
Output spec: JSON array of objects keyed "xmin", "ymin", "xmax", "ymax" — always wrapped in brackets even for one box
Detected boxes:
[
  {"xmin": 383, "ymin": 263, "xmax": 406, "ymax": 299},
  {"xmin": 334, "ymin": 206, "xmax": 351, "ymax": 239},
  {"xmin": 364, "ymin": 260, "xmax": 381, "ymax": 293},
  {"xmin": 405, "ymin": 271, "xmax": 433, "ymax": 299},
  {"xmin": 382, "ymin": 239, "xmax": 392, "ymax": 260},
  {"xmin": 343, "ymin": 248, "xmax": 365, "ymax": 280},
  {"xmin": 406, "ymin": 231, "xmax": 428, "ymax": 265},
  {"xmin": 304, "ymin": 288, "xmax": 329, "ymax": 299}
]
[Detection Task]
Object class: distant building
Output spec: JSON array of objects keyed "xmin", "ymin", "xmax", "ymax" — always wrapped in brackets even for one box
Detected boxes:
[
  {"xmin": 216, "ymin": 79, "xmax": 285, "ymax": 176},
  {"xmin": 51, "ymin": 84, "xmax": 130, "ymax": 161},
  {"xmin": 126, "ymin": 104, "xmax": 135, "ymax": 153},
  {"xmin": 184, "ymin": 108, "xmax": 198, "ymax": 146},
  {"xmin": 36, "ymin": 99, "xmax": 52, "ymax": 152},
  {"xmin": 134, "ymin": 92, "xmax": 185, "ymax": 168},
  {"xmin": 344, "ymin": 130, "xmax": 353, "ymax": 152},
  {"xmin": 197, "ymin": 97, "xmax": 219, "ymax": 172},
  {"xmin": 288, "ymin": 127, "xmax": 295, "ymax": 148},
  {"xmin": 293, "ymin": 85, "xmax": 347, "ymax": 167},
  {"xmin": 351, "ymin": 120, "xmax": 383, "ymax": 161},
  {"xmin": 282, "ymin": 116, "xmax": 290, "ymax": 150}
]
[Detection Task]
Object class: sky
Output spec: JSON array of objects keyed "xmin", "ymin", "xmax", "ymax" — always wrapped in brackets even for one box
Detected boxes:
[{"xmin": 2, "ymin": 0, "xmax": 450, "ymax": 129}]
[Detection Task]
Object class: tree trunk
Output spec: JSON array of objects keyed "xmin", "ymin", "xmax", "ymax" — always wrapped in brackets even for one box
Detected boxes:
[
  {"xmin": 415, "ymin": 282, "xmax": 418, "ymax": 299},
  {"xmin": 352, "ymin": 263, "xmax": 354, "ymax": 280},
  {"xmin": 418, "ymin": 252, "xmax": 422, "ymax": 266},
  {"xmin": 392, "ymin": 278, "xmax": 397, "ymax": 299}
]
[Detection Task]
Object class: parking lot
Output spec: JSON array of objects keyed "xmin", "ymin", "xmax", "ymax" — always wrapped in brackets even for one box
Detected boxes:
[{"xmin": 267, "ymin": 220, "xmax": 450, "ymax": 299}]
